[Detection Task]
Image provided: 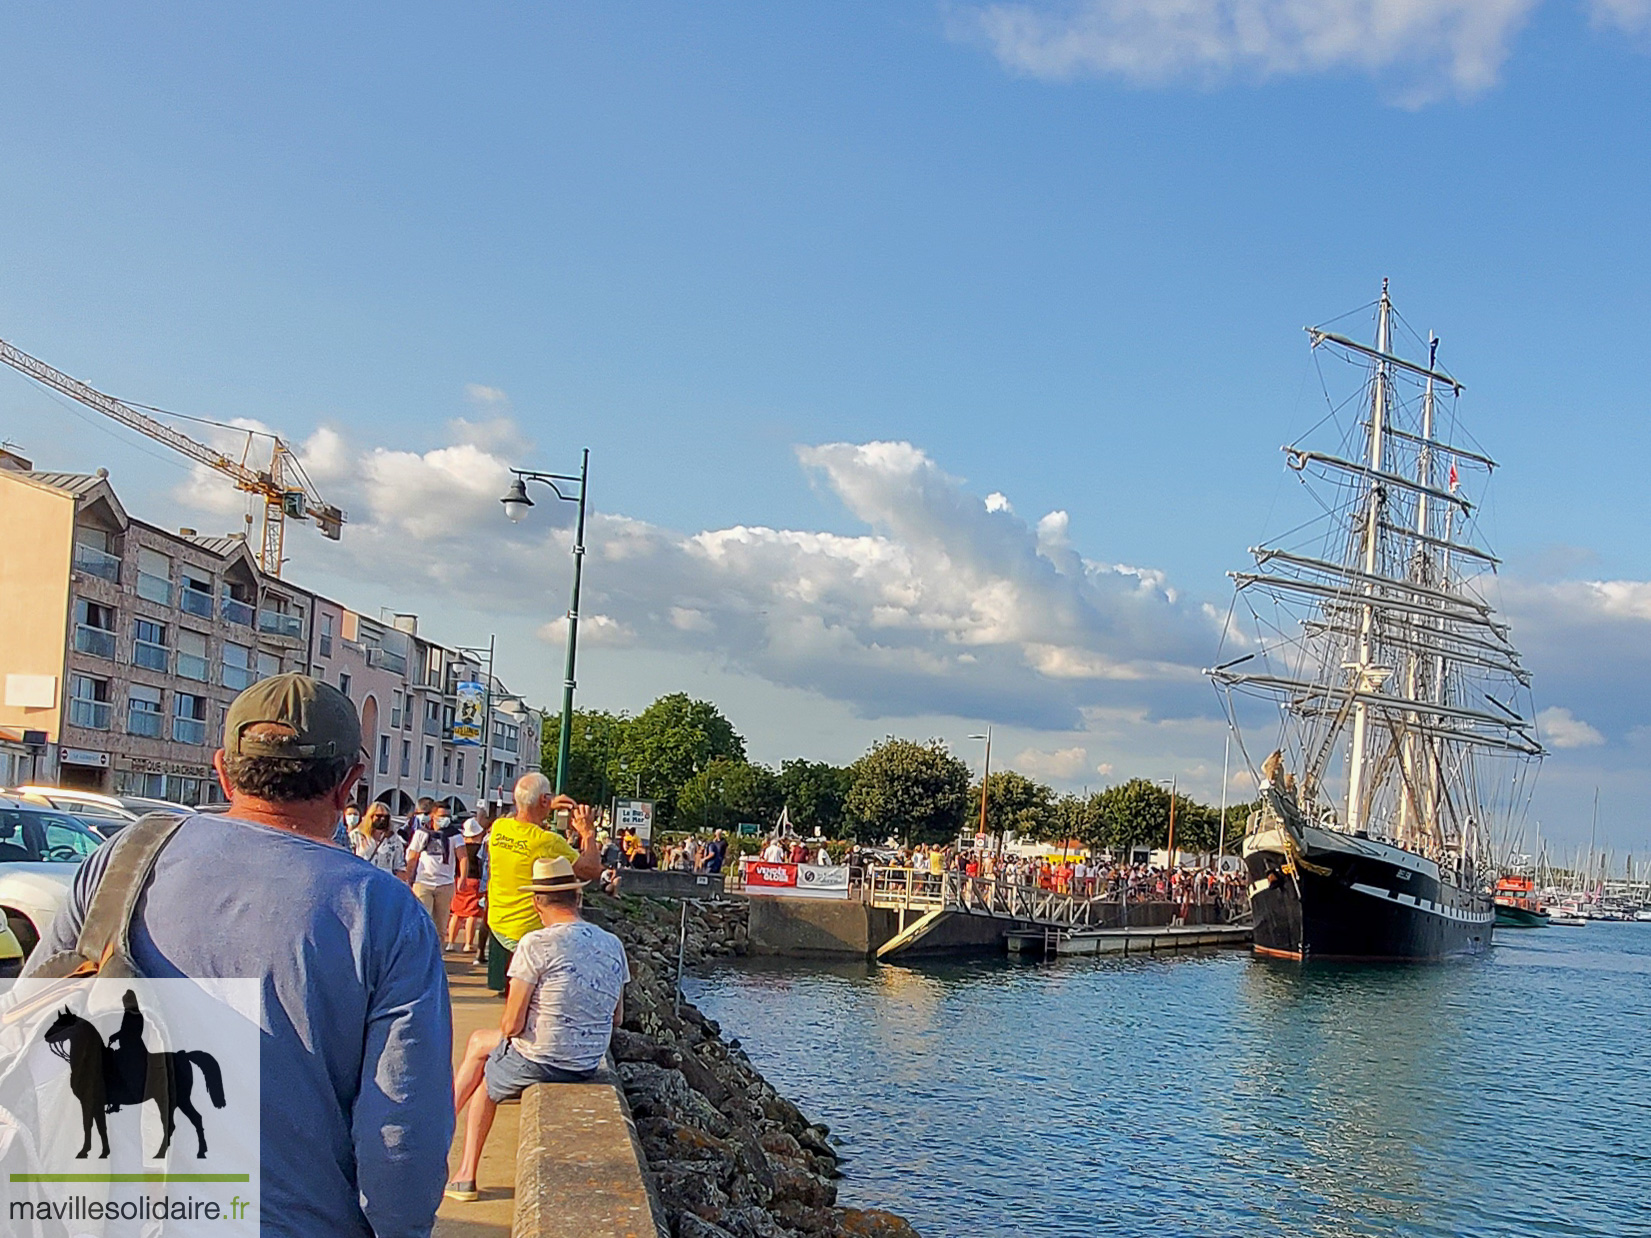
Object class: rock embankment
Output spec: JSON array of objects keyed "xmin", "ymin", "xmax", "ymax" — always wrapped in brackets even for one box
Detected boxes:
[{"xmin": 583, "ymin": 894, "xmax": 918, "ymax": 1238}]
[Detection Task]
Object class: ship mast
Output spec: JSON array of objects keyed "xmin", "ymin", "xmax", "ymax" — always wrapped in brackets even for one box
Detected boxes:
[
  {"xmin": 1344, "ymin": 281, "xmax": 1392, "ymax": 836},
  {"xmin": 1398, "ymin": 336, "xmax": 1440, "ymax": 851}
]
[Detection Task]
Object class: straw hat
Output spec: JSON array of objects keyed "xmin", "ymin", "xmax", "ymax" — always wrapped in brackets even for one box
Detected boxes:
[{"xmin": 521, "ymin": 855, "xmax": 587, "ymax": 893}]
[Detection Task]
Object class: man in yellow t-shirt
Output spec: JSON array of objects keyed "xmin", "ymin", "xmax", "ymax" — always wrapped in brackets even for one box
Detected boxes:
[{"xmin": 486, "ymin": 772, "xmax": 602, "ymax": 991}]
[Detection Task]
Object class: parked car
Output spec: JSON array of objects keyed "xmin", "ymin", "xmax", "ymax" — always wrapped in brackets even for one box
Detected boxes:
[
  {"xmin": 0, "ymin": 796, "xmax": 104, "ymax": 958},
  {"xmin": 0, "ymin": 923, "xmax": 23, "ymax": 978},
  {"xmin": 6, "ymin": 786, "xmax": 193, "ymax": 837}
]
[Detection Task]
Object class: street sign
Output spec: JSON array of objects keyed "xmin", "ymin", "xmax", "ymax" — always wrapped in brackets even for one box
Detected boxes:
[
  {"xmin": 613, "ymin": 798, "xmax": 656, "ymax": 843},
  {"xmin": 738, "ymin": 822, "xmax": 760, "ymax": 837}
]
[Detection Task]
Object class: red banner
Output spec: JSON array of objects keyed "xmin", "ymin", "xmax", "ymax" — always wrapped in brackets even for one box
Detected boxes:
[
  {"xmin": 740, "ymin": 859, "xmax": 850, "ymax": 899},
  {"xmin": 742, "ymin": 860, "xmax": 799, "ymax": 891}
]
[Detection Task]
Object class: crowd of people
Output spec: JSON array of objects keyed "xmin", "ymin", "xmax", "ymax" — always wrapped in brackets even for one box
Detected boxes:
[{"xmin": 22, "ymin": 674, "xmax": 632, "ymax": 1235}]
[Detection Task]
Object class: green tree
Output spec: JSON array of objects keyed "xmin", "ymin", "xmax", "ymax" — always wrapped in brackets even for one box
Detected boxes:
[
  {"xmin": 614, "ymin": 693, "xmax": 745, "ymax": 829},
  {"xmin": 844, "ymin": 738, "xmax": 971, "ymax": 845},
  {"xmin": 542, "ymin": 708, "xmax": 630, "ymax": 807},
  {"xmin": 676, "ymin": 757, "xmax": 784, "ymax": 833},
  {"xmin": 1051, "ymin": 792, "xmax": 1104, "ymax": 848},
  {"xmin": 969, "ymin": 770, "xmax": 1058, "ymax": 840},
  {"xmin": 1090, "ymin": 778, "xmax": 1230, "ymax": 855},
  {"xmin": 778, "ymin": 759, "xmax": 854, "ymax": 837}
]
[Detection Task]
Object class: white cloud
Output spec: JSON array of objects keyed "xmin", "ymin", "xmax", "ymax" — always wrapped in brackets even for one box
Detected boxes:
[
  {"xmin": 969, "ymin": 0, "xmax": 1541, "ymax": 101},
  {"xmin": 1537, "ymin": 707, "xmax": 1606, "ymax": 749},
  {"xmin": 985, "ymin": 491, "xmax": 1014, "ymax": 513},
  {"xmin": 1013, "ymin": 745, "xmax": 1091, "ymax": 779},
  {"xmin": 177, "ymin": 424, "xmax": 1220, "ymax": 730},
  {"xmin": 464, "ymin": 383, "xmax": 510, "ymax": 408},
  {"xmin": 538, "ymin": 613, "xmax": 635, "ymax": 648},
  {"xmin": 1591, "ymin": 0, "xmax": 1651, "ymax": 34}
]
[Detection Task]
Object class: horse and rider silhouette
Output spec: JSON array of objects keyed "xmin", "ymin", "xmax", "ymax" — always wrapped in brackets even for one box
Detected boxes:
[{"xmin": 43, "ymin": 990, "xmax": 226, "ymax": 1160}]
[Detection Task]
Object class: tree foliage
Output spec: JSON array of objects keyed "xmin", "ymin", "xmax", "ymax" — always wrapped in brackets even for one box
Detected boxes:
[
  {"xmin": 969, "ymin": 770, "xmax": 1058, "ymax": 841},
  {"xmin": 542, "ymin": 708, "xmax": 628, "ymax": 806},
  {"xmin": 615, "ymin": 693, "xmax": 745, "ymax": 829},
  {"xmin": 778, "ymin": 759, "xmax": 854, "ymax": 837},
  {"xmin": 676, "ymin": 756, "xmax": 783, "ymax": 833},
  {"xmin": 844, "ymin": 739, "xmax": 971, "ymax": 845}
]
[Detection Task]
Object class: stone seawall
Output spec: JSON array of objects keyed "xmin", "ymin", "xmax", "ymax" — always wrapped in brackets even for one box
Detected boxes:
[{"xmin": 583, "ymin": 893, "xmax": 919, "ymax": 1238}]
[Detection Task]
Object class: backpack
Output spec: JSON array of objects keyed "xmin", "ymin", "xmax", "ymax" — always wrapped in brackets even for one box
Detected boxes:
[{"xmin": 27, "ymin": 812, "xmax": 187, "ymax": 979}]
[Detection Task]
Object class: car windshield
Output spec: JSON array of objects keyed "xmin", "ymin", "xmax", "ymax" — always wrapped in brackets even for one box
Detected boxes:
[{"xmin": 0, "ymin": 810, "xmax": 102, "ymax": 863}]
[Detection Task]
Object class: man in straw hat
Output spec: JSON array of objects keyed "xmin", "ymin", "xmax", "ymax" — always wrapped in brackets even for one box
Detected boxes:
[
  {"xmin": 25, "ymin": 673, "xmax": 451, "ymax": 1237},
  {"xmin": 444, "ymin": 853, "xmax": 630, "ymax": 1202}
]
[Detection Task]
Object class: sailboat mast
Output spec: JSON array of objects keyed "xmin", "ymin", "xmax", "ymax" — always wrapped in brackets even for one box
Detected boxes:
[{"xmin": 1345, "ymin": 281, "xmax": 1392, "ymax": 835}]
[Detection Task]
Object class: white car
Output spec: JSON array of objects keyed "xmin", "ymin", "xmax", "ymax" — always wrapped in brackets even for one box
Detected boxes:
[
  {"xmin": 7, "ymin": 786, "xmax": 193, "ymax": 838},
  {"xmin": 0, "ymin": 796, "xmax": 104, "ymax": 958}
]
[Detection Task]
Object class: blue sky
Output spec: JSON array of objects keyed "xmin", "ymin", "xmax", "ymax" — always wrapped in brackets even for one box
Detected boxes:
[{"xmin": 3, "ymin": 2, "xmax": 1649, "ymax": 853}]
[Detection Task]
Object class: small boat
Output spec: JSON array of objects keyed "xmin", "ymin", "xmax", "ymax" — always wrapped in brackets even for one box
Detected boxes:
[
  {"xmin": 1493, "ymin": 875, "xmax": 1549, "ymax": 928},
  {"xmin": 1634, "ymin": 909, "xmax": 1651, "ymax": 922},
  {"xmin": 1548, "ymin": 904, "xmax": 1588, "ymax": 927}
]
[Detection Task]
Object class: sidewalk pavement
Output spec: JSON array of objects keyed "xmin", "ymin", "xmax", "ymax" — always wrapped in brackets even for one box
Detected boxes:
[{"xmin": 434, "ymin": 951, "xmax": 515, "ymax": 1238}]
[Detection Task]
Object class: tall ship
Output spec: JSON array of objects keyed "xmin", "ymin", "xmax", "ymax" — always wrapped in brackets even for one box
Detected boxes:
[{"xmin": 1209, "ymin": 283, "xmax": 1543, "ymax": 962}]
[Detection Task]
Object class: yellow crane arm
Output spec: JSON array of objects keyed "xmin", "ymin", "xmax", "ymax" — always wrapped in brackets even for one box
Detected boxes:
[{"xmin": 0, "ymin": 334, "xmax": 344, "ymax": 576}]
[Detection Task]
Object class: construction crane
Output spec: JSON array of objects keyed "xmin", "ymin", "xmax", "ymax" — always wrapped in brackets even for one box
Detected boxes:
[{"xmin": 0, "ymin": 335, "xmax": 343, "ymax": 577}]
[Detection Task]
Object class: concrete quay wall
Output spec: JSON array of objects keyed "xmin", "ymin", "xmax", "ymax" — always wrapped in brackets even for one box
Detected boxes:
[{"xmin": 747, "ymin": 894, "xmax": 1233, "ymax": 958}]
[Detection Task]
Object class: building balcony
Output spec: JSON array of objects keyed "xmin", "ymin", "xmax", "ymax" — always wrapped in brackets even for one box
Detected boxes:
[
  {"xmin": 73, "ymin": 624, "xmax": 117, "ymax": 659},
  {"xmin": 177, "ymin": 653, "xmax": 211, "ymax": 683},
  {"xmin": 173, "ymin": 716, "xmax": 208, "ymax": 745},
  {"xmin": 127, "ymin": 709, "xmax": 163, "ymax": 739},
  {"xmin": 258, "ymin": 611, "xmax": 303, "ymax": 640},
  {"xmin": 69, "ymin": 698, "xmax": 112, "ymax": 730},
  {"xmin": 136, "ymin": 572, "xmax": 173, "ymax": 605},
  {"xmin": 132, "ymin": 641, "xmax": 169, "ymax": 673},
  {"xmin": 367, "ymin": 646, "xmax": 408, "ymax": 675},
  {"xmin": 222, "ymin": 597, "xmax": 256, "ymax": 627},
  {"xmin": 222, "ymin": 665, "xmax": 255, "ymax": 691},
  {"xmin": 180, "ymin": 587, "xmax": 213, "ymax": 619},
  {"xmin": 73, "ymin": 543, "xmax": 122, "ymax": 582}
]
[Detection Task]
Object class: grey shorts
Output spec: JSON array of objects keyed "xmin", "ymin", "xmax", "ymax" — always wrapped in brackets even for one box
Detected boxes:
[{"xmin": 483, "ymin": 1039, "xmax": 595, "ymax": 1102}]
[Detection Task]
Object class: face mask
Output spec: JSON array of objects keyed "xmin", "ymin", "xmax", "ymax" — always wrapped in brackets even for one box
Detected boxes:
[
  {"xmin": 345, "ymin": 812, "xmax": 360, "ymax": 826},
  {"xmin": 415, "ymin": 813, "xmax": 429, "ymax": 825}
]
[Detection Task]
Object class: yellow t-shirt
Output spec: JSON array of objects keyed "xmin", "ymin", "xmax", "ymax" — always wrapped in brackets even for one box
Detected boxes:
[{"xmin": 486, "ymin": 816, "xmax": 579, "ymax": 944}]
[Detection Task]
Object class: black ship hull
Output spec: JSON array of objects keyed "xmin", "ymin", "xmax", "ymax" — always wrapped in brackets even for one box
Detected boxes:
[{"xmin": 1244, "ymin": 822, "xmax": 1493, "ymax": 962}]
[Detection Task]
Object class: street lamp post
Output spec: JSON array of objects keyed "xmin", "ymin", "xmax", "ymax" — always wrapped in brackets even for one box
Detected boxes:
[
  {"xmin": 501, "ymin": 448, "xmax": 589, "ymax": 795},
  {"xmin": 969, "ymin": 727, "xmax": 992, "ymax": 852},
  {"xmin": 1157, "ymin": 775, "xmax": 1178, "ymax": 867}
]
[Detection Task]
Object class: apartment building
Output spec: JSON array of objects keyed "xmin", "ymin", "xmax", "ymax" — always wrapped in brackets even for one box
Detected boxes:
[{"xmin": 0, "ymin": 453, "xmax": 542, "ymax": 810}]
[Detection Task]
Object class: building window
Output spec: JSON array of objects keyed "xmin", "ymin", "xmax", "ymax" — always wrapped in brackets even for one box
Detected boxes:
[
  {"xmin": 136, "ymin": 547, "xmax": 172, "ymax": 604},
  {"xmin": 68, "ymin": 674, "xmax": 111, "ymax": 730},
  {"xmin": 115, "ymin": 769, "xmax": 168, "ymax": 798},
  {"xmin": 400, "ymin": 740, "xmax": 411, "ymax": 778},
  {"xmin": 257, "ymin": 650, "xmax": 281, "ymax": 679},
  {"xmin": 455, "ymin": 752, "xmax": 465, "ymax": 788},
  {"xmin": 378, "ymin": 735, "xmax": 391, "ymax": 776},
  {"xmin": 319, "ymin": 613, "xmax": 334, "ymax": 659},
  {"xmin": 173, "ymin": 693, "xmax": 208, "ymax": 745},
  {"xmin": 126, "ymin": 685, "xmax": 164, "ymax": 738},
  {"xmin": 72, "ymin": 526, "xmax": 122, "ymax": 581},
  {"xmin": 73, "ymin": 599, "xmax": 117, "ymax": 659},
  {"xmin": 424, "ymin": 699, "xmax": 441, "ymax": 734},
  {"xmin": 222, "ymin": 641, "xmax": 255, "ymax": 691},
  {"xmin": 390, "ymin": 692, "xmax": 402, "ymax": 730},
  {"xmin": 339, "ymin": 671, "xmax": 351, "ymax": 699},
  {"xmin": 132, "ymin": 618, "xmax": 169, "ymax": 672},
  {"xmin": 422, "ymin": 745, "xmax": 434, "ymax": 781},
  {"xmin": 425, "ymin": 647, "xmax": 442, "ymax": 686},
  {"xmin": 177, "ymin": 629, "xmax": 210, "ymax": 682},
  {"xmin": 180, "ymin": 571, "xmax": 214, "ymax": 618},
  {"xmin": 220, "ymin": 586, "xmax": 255, "ymax": 628},
  {"xmin": 441, "ymin": 751, "xmax": 452, "ymax": 783}
]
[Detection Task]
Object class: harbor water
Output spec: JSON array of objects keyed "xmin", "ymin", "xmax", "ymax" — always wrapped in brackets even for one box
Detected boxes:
[{"xmin": 683, "ymin": 924, "xmax": 1651, "ymax": 1237}]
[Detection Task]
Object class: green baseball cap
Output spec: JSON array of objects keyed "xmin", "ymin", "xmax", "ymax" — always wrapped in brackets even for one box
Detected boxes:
[{"xmin": 224, "ymin": 673, "xmax": 362, "ymax": 761}]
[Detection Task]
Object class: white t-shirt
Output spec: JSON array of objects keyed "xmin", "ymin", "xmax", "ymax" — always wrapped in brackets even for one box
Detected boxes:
[
  {"xmin": 508, "ymin": 920, "xmax": 632, "ymax": 1072},
  {"xmin": 762, "ymin": 842, "xmax": 785, "ymax": 862},
  {"xmin": 407, "ymin": 828, "xmax": 457, "ymax": 887}
]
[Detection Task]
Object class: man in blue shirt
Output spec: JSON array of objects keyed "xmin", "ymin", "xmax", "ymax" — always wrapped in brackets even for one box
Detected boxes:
[{"xmin": 25, "ymin": 674, "xmax": 452, "ymax": 1237}]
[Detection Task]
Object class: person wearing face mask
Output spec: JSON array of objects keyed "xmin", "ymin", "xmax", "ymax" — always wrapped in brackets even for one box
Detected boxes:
[{"xmin": 353, "ymin": 803, "xmax": 407, "ymax": 874}]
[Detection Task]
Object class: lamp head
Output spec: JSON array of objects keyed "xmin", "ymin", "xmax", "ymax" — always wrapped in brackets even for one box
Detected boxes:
[{"xmin": 501, "ymin": 477, "xmax": 534, "ymax": 523}]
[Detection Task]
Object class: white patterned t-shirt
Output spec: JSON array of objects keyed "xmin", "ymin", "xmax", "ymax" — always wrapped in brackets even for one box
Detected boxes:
[{"xmin": 507, "ymin": 920, "xmax": 631, "ymax": 1072}]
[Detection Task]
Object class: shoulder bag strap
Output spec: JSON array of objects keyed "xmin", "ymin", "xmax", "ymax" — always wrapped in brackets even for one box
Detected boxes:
[{"xmin": 32, "ymin": 811, "xmax": 188, "ymax": 979}]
